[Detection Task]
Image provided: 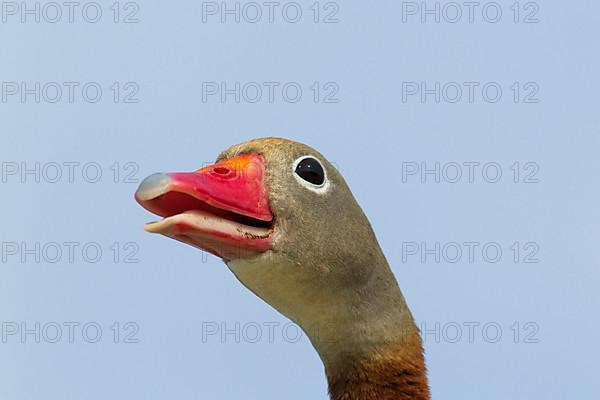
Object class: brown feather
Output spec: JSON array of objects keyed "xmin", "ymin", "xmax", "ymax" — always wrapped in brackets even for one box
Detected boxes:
[{"xmin": 327, "ymin": 332, "xmax": 430, "ymax": 400}]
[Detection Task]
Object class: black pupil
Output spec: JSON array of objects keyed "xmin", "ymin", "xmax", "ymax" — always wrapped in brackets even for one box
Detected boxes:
[{"xmin": 295, "ymin": 157, "xmax": 325, "ymax": 185}]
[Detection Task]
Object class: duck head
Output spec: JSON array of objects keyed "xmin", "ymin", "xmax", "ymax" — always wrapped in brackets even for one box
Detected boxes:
[{"xmin": 136, "ymin": 137, "xmax": 429, "ymax": 399}]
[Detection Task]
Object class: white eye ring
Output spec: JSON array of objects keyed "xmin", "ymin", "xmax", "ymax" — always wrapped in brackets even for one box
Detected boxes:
[{"xmin": 292, "ymin": 155, "xmax": 330, "ymax": 194}]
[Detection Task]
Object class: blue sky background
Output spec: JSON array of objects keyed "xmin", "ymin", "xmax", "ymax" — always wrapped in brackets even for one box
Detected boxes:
[{"xmin": 1, "ymin": 1, "xmax": 599, "ymax": 399}]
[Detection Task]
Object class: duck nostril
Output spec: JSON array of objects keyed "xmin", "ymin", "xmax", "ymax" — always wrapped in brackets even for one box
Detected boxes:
[{"xmin": 213, "ymin": 166, "xmax": 231, "ymax": 175}]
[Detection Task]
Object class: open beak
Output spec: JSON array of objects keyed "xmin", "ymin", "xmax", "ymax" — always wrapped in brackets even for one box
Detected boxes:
[{"xmin": 135, "ymin": 154, "xmax": 274, "ymax": 261}]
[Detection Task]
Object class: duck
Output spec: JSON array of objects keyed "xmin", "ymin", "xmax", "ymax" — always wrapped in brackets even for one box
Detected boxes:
[{"xmin": 135, "ymin": 137, "xmax": 430, "ymax": 400}]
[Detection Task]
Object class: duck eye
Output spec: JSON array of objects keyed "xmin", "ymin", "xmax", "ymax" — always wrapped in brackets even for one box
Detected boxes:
[{"xmin": 294, "ymin": 157, "xmax": 325, "ymax": 186}]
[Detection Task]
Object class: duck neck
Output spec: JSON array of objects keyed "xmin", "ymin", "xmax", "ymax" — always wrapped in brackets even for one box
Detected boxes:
[
  {"xmin": 305, "ymin": 257, "xmax": 430, "ymax": 400},
  {"xmin": 325, "ymin": 333, "xmax": 429, "ymax": 400}
]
